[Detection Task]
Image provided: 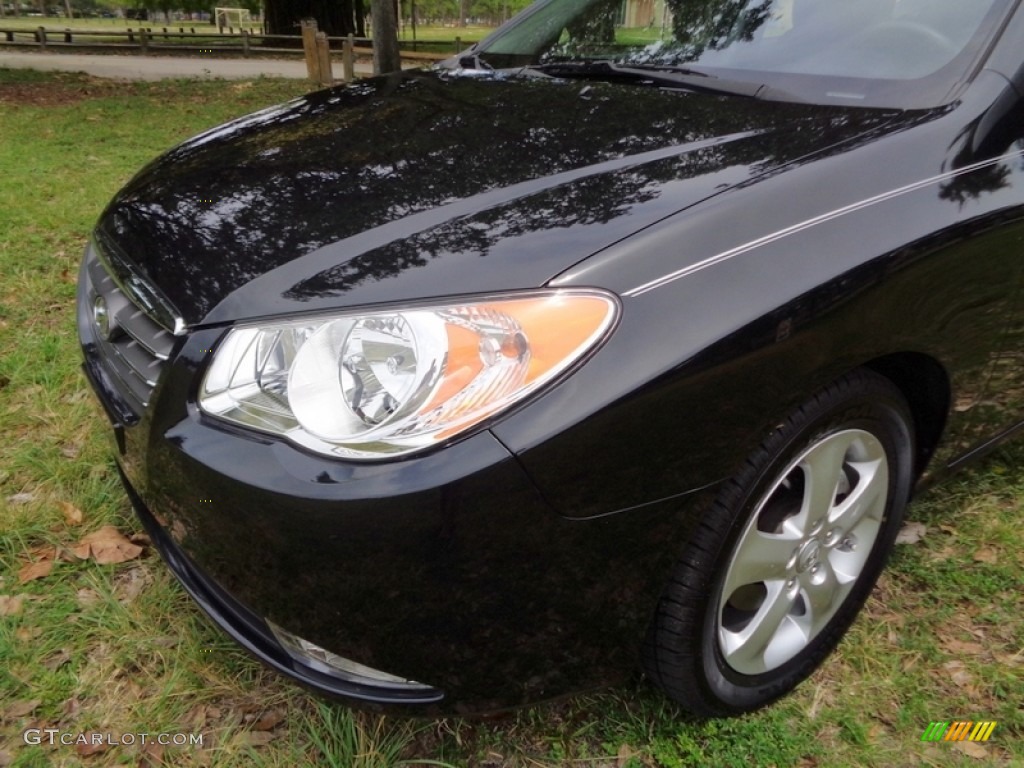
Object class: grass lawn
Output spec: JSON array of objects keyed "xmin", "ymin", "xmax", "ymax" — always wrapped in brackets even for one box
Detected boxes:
[{"xmin": 0, "ymin": 68, "xmax": 1021, "ymax": 768}]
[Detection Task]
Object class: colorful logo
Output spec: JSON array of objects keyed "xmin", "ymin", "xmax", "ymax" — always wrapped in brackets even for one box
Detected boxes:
[{"xmin": 921, "ymin": 721, "xmax": 997, "ymax": 742}]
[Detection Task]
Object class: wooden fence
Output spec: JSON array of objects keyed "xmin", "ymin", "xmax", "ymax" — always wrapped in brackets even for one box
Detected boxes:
[{"xmin": 0, "ymin": 25, "xmax": 462, "ymax": 63}]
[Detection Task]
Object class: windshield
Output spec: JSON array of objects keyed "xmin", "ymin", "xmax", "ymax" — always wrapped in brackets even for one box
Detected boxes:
[{"xmin": 473, "ymin": 0, "xmax": 1015, "ymax": 107}]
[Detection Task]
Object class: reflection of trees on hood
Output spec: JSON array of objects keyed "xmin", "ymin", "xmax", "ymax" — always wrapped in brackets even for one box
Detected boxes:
[{"xmin": 102, "ymin": 71, "xmax": 900, "ymax": 319}]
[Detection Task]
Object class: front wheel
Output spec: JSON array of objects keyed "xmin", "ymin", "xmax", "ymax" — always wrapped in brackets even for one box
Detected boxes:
[{"xmin": 644, "ymin": 369, "xmax": 915, "ymax": 716}]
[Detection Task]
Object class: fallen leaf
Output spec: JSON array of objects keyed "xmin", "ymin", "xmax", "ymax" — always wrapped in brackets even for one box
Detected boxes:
[
  {"xmin": 234, "ymin": 731, "xmax": 275, "ymax": 747},
  {"xmin": 139, "ymin": 743, "xmax": 166, "ymax": 767},
  {"xmin": 0, "ymin": 595, "xmax": 24, "ymax": 616},
  {"xmin": 60, "ymin": 444, "xmax": 80, "ymax": 459},
  {"xmin": 7, "ymin": 492, "xmax": 34, "ymax": 505},
  {"xmin": 114, "ymin": 567, "xmax": 151, "ymax": 603},
  {"xmin": 944, "ymin": 638, "xmax": 987, "ymax": 656},
  {"xmin": 895, "ymin": 522, "xmax": 926, "ymax": 545},
  {"xmin": 18, "ymin": 558, "xmax": 53, "ymax": 584},
  {"xmin": 71, "ymin": 526, "xmax": 143, "ymax": 565},
  {"xmin": 927, "ymin": 547, "xmax": 956, "ymax": 562},
  {"xmin": 995, "ymin": 650, "xmax": 1023, "ymax": 667},
  {"xmin": 76, "ymin": 588, "xmax": 100, "ymax": 608},
  {"xmin": 973, "ymin": 548, "xmax": 997, "ymax": 564},
  {"xmin": 15, "ymin": 626, "xmax": 41, "ymax": 643},
  {"xmin": 4, "ymin": 699, "xmax": 41, "ymax": 719},
  {"xmin": 44, "ymin": 649, "xmax": 71, "ymax": 671},
  {"xmin": 254, "ymin": 710, "xmax": 285, "ymax": 731},
  {"xmin": 954, "ymin": 741, "xmax": 989, "ymax": 759},
  {"xmin": 60, "ymin": 501, "xmax": 83, "ymax": 526},
  {"xmin": 76, "ymin": 737, "xmax": 108, "ymax": 757},
  {"xmin": 186, "ymin": 704, "xmax": 209, "ymax": 730},
  {"xmin": 946, "ymin": 666, "xmax": 972, "ymax": 685},
  {"xmin": 63, "ymin": 697, "xmax": 81, "ymax": 719},
  {"xmin": 0, "ymin": 749, "xmax": 12, "ymax": 767},
  {"xmin": 616, "ymin": 743, "xmax": 635, "ymax": 767}
]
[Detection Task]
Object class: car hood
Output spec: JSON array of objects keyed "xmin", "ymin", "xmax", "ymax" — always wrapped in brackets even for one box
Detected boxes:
[{"xmin": 96, "ymin": 70, "xmax": 898, "ymax": 327}]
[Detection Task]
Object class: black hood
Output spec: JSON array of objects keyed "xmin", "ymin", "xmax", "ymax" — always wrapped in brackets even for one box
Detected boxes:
[{"xmin": 97, "ymin": 70, "xmax": 899, "ymax": 326}]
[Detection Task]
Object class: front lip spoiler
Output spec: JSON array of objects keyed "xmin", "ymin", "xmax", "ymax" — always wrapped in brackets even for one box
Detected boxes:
[{"xmin": 119, "ymin": 468, "xmax": 446, "ymax": 707}]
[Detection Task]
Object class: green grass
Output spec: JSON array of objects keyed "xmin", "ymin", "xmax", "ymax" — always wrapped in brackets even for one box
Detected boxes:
[{"xmin": 0, "ymin": 69, "xmax": 1021, "ymax": 767}]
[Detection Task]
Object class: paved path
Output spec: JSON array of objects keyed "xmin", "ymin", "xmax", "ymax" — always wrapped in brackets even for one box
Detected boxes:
[{"xmin": 0, "ymin": 49, "xmax": 397, "ymax": 80}]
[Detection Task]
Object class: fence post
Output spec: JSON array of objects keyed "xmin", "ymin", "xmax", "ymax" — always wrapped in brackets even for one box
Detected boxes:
[
  {"xmin": 127, "ymin": 27, "xmax": 134, "ymax": 43},
  {"xmin": 315, "ymin": 31, "xmax": 332, "ymax": 86},
  {"xmin": 300, "ymin": 19, "xmax": 319, "ymax": 83},
  {"xmin": 64, "ymin": 28, "xmax": 71, "ymax": 43},
  {"xmin": 455, "ymin": 35, "xmax": 461, "ymax": 53},
  {"xmin": 36, "ymin": 26, "xmax": 46, "ymax": 49},
  {"xmin": 139, "ymin": 26, "xmax": 148, "ymax": 54},
  {"xmin": 342, "ymin": 34, "xmax": 354, "ymax": 83},
  {"xmin": 242, "ymin": 28, "xmax": 250, "ymax": 57}
]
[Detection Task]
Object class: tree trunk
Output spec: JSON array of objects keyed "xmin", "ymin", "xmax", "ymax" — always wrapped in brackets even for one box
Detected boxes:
[
  {"xmin": 355, "ymin": 0, "xmax": 366, "ymax": 38},
  {"xmin": 264, "ymin": 0, "xmax": 361, "ymax": 38},
  {"xmin": 371, "ymin": 0, "xmax": 400, "ymax": 74}
]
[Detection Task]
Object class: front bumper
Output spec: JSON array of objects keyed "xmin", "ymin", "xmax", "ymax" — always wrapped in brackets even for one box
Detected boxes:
[{"xmin": 121, "ymin": 467, "xmax": 444, "ymax": 706}]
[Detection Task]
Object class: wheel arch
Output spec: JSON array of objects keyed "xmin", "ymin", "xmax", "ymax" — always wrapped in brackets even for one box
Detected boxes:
[{"xmin": 862, "ymin": 351, "xmax": 951, "ymax": 479}]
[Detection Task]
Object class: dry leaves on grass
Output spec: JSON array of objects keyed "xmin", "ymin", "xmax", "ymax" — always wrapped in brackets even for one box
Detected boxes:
[
  {"xmin": 954, "ymin": 741, "xmax": 990, "ymax": 760},
  {"xmin": 18, "ymin": 547, "xmax": 56, "ymax": 584},
  {"xmin": 895, "ymin": 521, "xmax": 926, "ymax": 545},
  {"xmin": 616, "ymin": 744, "xmax": 637, "ymax": 767},
  {"xmin": 75, "ymin": 736, "xmax": 109, "ymax": 757},
  {"xmin": 253, "ymin": 710, "xmax": 286, "ymax": 732},
  {"xmin": 71, "ymin": 525, "xmax": 144, "ymax": 565},
  {"xmin": 232, "ymin": 730, "xmax": 276, "ymax": 748},
  {"xmin": 15, "ymin": 626, "xmax": 42, "ymax": 643},
  {"xmin": 943, "ymin": 638, "xmax": 988, "ymax": 656},
  {"xmin": 113, "ymin": 566, "xmax": 152, "ymax": 603},
  {"xmin": 0, "ymin": 595, "xmax": 24, "ymax": 615},
  {"xmin": 60, "ymin": 501, "xmax": 83, "ymax": 527},
  {"xmin": 3, "ymin": 699, "xmax": 41, "ymax": 720},
  {"xmin": 973, "ymin": 547, "xmax": 998, "ymax": 564},
  {"xmin": 941, "ymin": 660, "xmax": 973, "ymax": 686}
]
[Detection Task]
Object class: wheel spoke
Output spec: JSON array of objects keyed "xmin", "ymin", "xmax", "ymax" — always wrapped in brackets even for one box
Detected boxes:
[
  {"xmin": 829, "ymin": 455, "xmax": 888, "ymax": 536},
  {"xmin": 721, "ymin": 580, "xmax": 797, "ymax": 671},
  {"xmin": 793, "ymin": 434, "xmax": 853, "ymax": 535},
  {"xmin": 723, "ymin": 529, "xmax": 796, "ymax": 596}
]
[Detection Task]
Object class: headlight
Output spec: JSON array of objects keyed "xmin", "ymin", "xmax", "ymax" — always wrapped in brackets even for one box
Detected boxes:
[{"xmin": 198, "ymin": 289, "xmax": 618, "ymax": 459}]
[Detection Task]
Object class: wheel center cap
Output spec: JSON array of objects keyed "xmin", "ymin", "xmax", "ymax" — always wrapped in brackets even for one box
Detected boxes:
[{"xmin": 796, "ymin": 539, "xmax": 822, "ymax": 573}]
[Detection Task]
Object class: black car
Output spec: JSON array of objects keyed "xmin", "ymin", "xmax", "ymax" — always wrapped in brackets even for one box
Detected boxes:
[{"xmin": 78, "ymin": 0, "xmax": 1024, "ymax": 716}]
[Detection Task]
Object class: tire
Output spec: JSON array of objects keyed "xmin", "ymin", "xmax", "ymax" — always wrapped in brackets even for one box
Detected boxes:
[{"xmin": 643, "ymin": 369, "xmax": 915, "ymax": 716}]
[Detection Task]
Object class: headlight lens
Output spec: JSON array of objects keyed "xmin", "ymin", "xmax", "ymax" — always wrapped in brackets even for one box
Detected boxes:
[{"xmin": 198, "ymin": 290, "xmax": 618, "ymax": 459}]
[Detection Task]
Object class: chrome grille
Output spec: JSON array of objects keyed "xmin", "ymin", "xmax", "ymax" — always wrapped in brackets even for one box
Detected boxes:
[{"xmin": 84, "ymin": 245, "xmax": 175, "ymax": 415}]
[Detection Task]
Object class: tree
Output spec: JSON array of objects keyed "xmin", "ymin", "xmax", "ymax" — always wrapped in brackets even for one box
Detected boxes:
[{"xmin": 371, "ymin": 0, "xmax": 400, "ymax": 74}]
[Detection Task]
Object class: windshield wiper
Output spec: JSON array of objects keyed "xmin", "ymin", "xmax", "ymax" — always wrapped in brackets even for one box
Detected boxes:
[{"xmin": 525, "ymin": 61, "xmax": 794, "ymax": 100}]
